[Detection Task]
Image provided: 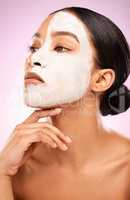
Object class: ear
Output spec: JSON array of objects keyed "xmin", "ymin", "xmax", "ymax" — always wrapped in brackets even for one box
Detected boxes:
[{"xmin": 90, "ymin": 68, "xmax": 115, "ymax": 92}]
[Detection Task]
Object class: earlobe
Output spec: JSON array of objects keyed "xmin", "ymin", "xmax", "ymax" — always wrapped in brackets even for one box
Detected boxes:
[{"xmin": 91, "ymin": 69, "xmax": 115, "ymax": 93}]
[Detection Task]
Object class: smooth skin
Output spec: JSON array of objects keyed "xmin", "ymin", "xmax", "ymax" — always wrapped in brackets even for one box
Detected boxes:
[
  {"xmin": 0, "ymin": 108, "xmax": 72, "ymax": 200},
  {"xmin": 0, "ymin": 12, "xmax": 130, "ymax": 200}
]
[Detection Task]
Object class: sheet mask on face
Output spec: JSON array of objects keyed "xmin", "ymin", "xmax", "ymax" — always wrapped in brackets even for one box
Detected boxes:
[{"xmin": 24, "ymin": 11, "xmax": 94, "ymax": 108}]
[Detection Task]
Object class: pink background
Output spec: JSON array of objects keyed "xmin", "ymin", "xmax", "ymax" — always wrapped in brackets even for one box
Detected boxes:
[{"xmin": 0, "ymin": 0, "xmax": 130, "ymax": 150}]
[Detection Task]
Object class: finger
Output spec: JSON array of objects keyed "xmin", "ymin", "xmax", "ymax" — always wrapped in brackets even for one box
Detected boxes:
[
  {"xmin": 14, "ymin": 132, "xmax": 42, "ymax": 153},
  {"xmin": 39, "ymin": 134, "xmax": 58, "ymax": 148},
  {"xmin": 22, "ymin": 108, "xmax": 62, "ymax": 124},
  {"xmin": 15, "ymin": 128, "xmax": 67, "ymax": 151},
  {"xmin": 19, "ymin": 133, "xmax": 58, "ymax": 150},
  {"xmin": 16, "ymin": 122, "xmax": 72, "ymax": 144},
  {"xmin": 15, "ymin": 122, "xmax": 50, "ymax": 130},
  {"xmin": 37, "ymin": 122, "xmax": 72, "ymax": 144},
  {"xmin": 18, "ymin": 133, "xmax": 57, "ymax": 167},
  {"xmin": 44, "ymin": 124, "xmax": 72, "ymax": 144},
  {"xmin": 44, "ymin": 129, "xmax": 68, "ymax": 151}
]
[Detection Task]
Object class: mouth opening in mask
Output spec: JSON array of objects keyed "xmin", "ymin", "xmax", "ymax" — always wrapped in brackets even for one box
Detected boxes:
[{"xmin": 24, "ymin": 72, "xmax": 46, "ymax": 87}]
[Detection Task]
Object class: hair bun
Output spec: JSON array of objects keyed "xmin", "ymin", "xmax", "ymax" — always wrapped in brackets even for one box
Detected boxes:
[{"xmin": 100, "ymin": 85, "xmax": 130, "ymax": 116}]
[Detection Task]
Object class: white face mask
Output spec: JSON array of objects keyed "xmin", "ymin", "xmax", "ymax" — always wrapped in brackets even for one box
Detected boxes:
[{"xmin": 24, "ymin": 11, "xmax": 94, "ymax": 108}]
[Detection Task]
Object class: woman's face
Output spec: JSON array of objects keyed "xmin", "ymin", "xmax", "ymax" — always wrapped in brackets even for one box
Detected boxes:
[{"xmin": 24, "ymin": 10, "xmax": 94, "ymax": 108}]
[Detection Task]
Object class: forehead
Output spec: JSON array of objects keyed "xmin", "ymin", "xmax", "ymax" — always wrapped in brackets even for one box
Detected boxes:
[{"xmin": 35, "ymin": 11, "xmax": 88, "ymax": 42}]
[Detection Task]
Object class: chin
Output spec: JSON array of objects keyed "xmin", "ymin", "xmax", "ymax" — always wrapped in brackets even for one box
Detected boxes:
[
  {"xmin": 24, "ymin": 96, "xmax": 62, "ymax": 110},
  {"xmin": 23, "ymin": 85, "xmax": 85, "ymax": 110}
]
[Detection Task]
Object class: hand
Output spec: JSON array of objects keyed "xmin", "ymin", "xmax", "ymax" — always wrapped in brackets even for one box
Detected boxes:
[{"xmin": 0, "ymin": 108, "xmax": 72, "ymax": 177}]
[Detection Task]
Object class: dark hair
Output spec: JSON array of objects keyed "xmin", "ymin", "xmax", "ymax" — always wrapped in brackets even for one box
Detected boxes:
[{"xmin": 50, "ymin": 6, "xmax": 130, "ymax": 116}]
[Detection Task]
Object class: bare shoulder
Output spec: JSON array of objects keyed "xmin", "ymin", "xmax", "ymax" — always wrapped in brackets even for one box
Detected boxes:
[
  {"xmin": 105, "ymin": 130, "xmax": 130, "ymax": 173},
  {"xmin": 111, "ymin": 132, "xmax": 130, "ymax": 196},
  {"xmin": 102, "ymin": 129, "xmax": 130, "ymax": 171},
  {"xmin": 106, "ymin": 129, "xmax": 130, "ymax": 153}
]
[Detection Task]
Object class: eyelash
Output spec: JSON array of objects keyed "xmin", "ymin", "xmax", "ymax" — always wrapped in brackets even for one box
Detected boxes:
[
  {"xmin": 27, "ymin": 45, "xmax": 71, "ymax": 54},
  {"xmin": 54, "ymin": 46, "xmax": 70, "ymax": 53},
  {"xmin": 27, "ymin": 46, "xmax": 38, "ymax": 54}
]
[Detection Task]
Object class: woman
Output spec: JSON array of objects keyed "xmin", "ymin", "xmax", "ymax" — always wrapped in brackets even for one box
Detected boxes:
[{"xmin": 0, "ymin": 6, "xmax": 130, "ymax": 200}]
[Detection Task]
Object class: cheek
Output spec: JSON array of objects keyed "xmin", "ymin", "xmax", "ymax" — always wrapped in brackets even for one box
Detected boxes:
[
  {"xmin": 46, "ymin": 54, "xmax": 90, "ymax": 89},
  {"xmin": 33, "ymin": 48, "xmax": 92, "ymax": 88}
]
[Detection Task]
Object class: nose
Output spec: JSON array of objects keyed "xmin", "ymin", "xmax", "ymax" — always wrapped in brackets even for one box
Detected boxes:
[
  {"xmin": 25, "ymin": 51, "xmax": 47, "ymax": 72},
  {"xmin": 26, "ymin": 56, "xmax": 42, "ymax": 67},
  {"xmin": 31, "ymin": 52, "xmax": 47, "ymax": 68}
]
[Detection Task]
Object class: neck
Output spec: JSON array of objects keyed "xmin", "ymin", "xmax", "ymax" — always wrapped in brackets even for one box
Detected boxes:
[{"xmin": 48, "ymin": 93, "xmax": 105, "ymax": 168}]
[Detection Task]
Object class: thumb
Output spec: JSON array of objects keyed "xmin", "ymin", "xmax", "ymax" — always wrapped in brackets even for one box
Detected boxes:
[{"xmin": 23, "ymin": 108, "xmax": 62, "ymax": 124}]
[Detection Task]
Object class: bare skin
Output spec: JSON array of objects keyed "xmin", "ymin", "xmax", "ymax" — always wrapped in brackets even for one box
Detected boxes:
[
  {"xmin": 11, "ymin": 93, "xmax": 130, "ymax": 200},
  {"xmin": 0, "ymin": 12, "xmax": 130, "ymax": 200},
  {"xmin": 12, "ymin": 133, "xmax": 130, "ymax": 200}
]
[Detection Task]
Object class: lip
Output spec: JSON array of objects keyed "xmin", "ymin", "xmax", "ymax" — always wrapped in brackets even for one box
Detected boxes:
[
  {"xmin": 24, "ymin": 78, "xmax": 44, "ymax": 86},
  {"xmin": 24, "ymin": 72, "xmax": 45, "ymax": 86}
]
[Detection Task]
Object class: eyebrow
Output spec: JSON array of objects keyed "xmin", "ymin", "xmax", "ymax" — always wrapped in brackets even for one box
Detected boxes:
[
  {"xmin": 51, "ymin": 31, "xmax": 79, "ymax": 43},
  {"xmin": 32, "ymin": 31, "xmax": 80, "ymax": 43}
]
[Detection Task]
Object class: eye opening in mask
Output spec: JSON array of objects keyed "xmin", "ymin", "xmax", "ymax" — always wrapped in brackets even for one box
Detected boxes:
[
  {"xmin": 27, "ymin": 45, "xmax": 39, "ymax": 54},
  {"xmin": 27, "ymin": 35, "xmax": 42, "ymax": 54},
  {"xmin": 53, "ymin": 45, "xmax": 71, "ymax": 53}
]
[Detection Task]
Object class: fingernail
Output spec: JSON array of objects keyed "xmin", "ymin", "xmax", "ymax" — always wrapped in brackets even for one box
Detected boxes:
[
  {"xmin": 65, "ymin": 136, "xmax": 72, "ymax": 143},
  {"xmin": 53, "ymin": 143, "xmax": 57, "ymax": 148},
  {"xmin": 62, "ymin": 144, "xmax": 68, "ymax": 151},
  {"xmin": 54, "ymin": 108, "xmax": 62, "ymax": 113}
]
